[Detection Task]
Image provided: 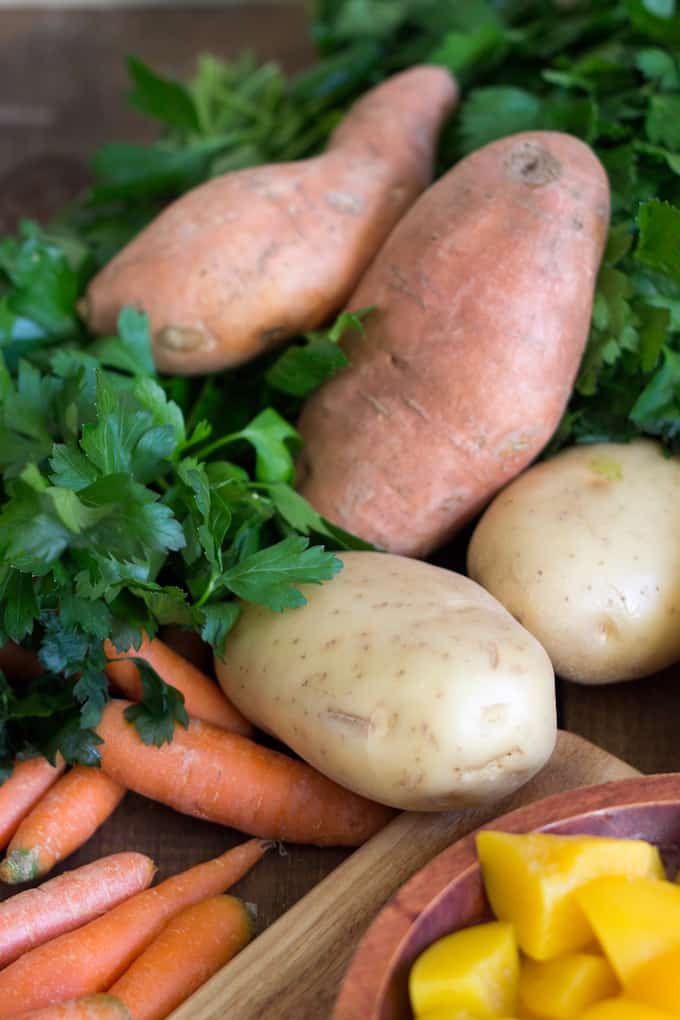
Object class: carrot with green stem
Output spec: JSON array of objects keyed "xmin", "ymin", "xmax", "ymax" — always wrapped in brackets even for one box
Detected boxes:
[
  {"xmin": 0, "ymin": 756, "xmax": 66, "ymax": 852},
  {"xmin": 103, "ymin": 635, "xmax": 252, "ymax": 736},
  {"xmin": 97, "ymin": 699, "xmax": 394, "ymax": 846},
  {"xmin": 0, "ymin": 766, "xmax": 125, "ymax": 883},
  {"xmin": 110, "ymin": 896, "xmax": 252, "ymax": 1020},
  {"xmin": 0, "ymin": 851, "xmax": 155, "ymax": 967},
  {"xmin": 0, "ymin": 839, "xmax": 268, "ymax": 1017},
  {"xmin": 10, "ymin": 995, "xmax": 130, "ymax": 1020}
]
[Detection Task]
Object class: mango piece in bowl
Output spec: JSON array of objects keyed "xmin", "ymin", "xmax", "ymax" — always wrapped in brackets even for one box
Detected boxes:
[
  {"xmin": 626, "ymin": 945, "xmax": 680, "ymax": 1015},
  {"xmin": 578, "ymin": 998, "xmax": 677, "ymax": 1019},
  {"xmin": 575, "ymin": 876, "xmax": 680, "ymax": 983},
  {"xmin": 518, "ymin": 952, "xmax": 618, "ymax": 1018},
  {"xmin": 409, "ymin": 920, "xmax": 519, "ymax": 1017},
  {"xmin": 476, "ymin": 831, "xmax": 663, "ymax": 960}
]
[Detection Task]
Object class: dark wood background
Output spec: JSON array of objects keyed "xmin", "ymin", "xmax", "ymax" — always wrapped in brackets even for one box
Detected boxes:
[{"xmin": 0, "ymin": 3, "xmax": 677, "ymax": 936}]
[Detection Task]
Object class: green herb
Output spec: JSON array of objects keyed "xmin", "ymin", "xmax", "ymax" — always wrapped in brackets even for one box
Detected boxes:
[{"xmin": 4, "ymin": 0, "xmax": 680, "ymax": 768}]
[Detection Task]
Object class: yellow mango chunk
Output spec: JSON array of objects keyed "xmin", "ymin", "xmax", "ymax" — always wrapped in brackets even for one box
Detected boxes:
[
  {"xmin": 409, "ymin": 920, "xmax": 519, "ymax": 1017},
  {"xmin": 476, "ymin": 831, "xmax": 664, "ymax": 960},
  {"xmin": 621, "ymin": 944, "xmax": 680, "ymax": 1015},
  {"xmin": 578, "ymin": 997, "xmax": 677, "ymax": 1019},
  {"xmin": 574, "ymin": 876, "xmax": 680, "ymax": 983},
  {"xmin": 519, "ymin": 952, "xmax": 618, "ymax": 1019},
  {"xmin": 417, "ymin": 1011, "xmax": 519, "ymax": 1020}
]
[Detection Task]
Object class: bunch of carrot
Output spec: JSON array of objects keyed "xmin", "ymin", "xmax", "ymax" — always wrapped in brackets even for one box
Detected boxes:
[
  {"xmin": 0, "ymin": 634, "xmax": 391, "ymax": 1015},
  {"xmin": 0, "ymin": 634, "xmax": 390, "ymax": 889},
  {"xmin": 0, "ymin": 837, "xmax": 267, "ymax": 1019}
]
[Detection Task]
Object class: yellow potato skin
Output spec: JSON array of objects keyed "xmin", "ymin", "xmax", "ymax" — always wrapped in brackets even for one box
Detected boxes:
[
  {"xmin": 216, "ymin": 552, "xmax": 556, "ymax": 811},
  {"xmin": 574, "ymin": 876, "xmax": 680, "ymax": 984},
  {"xmin": 475, "ymin": 831, "xmax": 663, "ymax": 960},
  {"xmin": 467, "ymin": 440, "xmax": 680, "ymax": 684},
  {"xmin": 409, "ymin": 921, "xmax": 519, "ymax": 1017},
  {"xmin": 518, "ymin": 953, "xmax": 618, "ymax": 1018},
  {"xmin": 578, "ymin": 998, "xmax": 676, "ymax": 1019}
]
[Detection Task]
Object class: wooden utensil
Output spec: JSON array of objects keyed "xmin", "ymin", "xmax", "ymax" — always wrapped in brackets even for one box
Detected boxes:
[{"xmin": 171, "ymin": 730, "xmax": 638, "ymax": 1020}]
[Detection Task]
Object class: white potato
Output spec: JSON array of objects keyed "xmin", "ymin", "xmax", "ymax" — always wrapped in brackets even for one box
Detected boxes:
[
  {"xmin": 216, "ymin": 552, "xmax": 556, "ymax": 811},
  {"xmin": 467, "ymin": 439, "xmax": 680, "ymax": 684}
]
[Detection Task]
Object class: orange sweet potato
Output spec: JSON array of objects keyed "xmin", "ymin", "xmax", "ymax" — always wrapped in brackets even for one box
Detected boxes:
[
  {"xmin": 85, "ymin": 67, "xmax": 458, "ymax": 375},
  {"xmin": 296, "ymin": 130, "xmax": 610, "ymax": 556}
]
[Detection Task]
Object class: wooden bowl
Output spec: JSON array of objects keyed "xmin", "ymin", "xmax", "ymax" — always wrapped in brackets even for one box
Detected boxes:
[{"xmin": 333, "ymin": 773, "xmax": 680, "ymax": 1020}]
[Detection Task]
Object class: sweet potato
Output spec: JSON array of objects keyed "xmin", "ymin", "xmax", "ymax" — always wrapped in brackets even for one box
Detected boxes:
[
  {"xmin": 296, "ymin": 131, "xmax": 610, "ymax": 556},
  {"xmin": 85, "ymin": 67, "xmax": 458, "ymax": 375}
]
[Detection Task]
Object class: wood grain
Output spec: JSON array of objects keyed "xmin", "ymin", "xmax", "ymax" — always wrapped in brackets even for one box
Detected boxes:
[
  {"xmin": 171, "ymin": 730, "xmax": 638, "ymax": 1020},
  {"xmin": 337, "ymin": 772, "xmax": 680, "ymax": 1020}
]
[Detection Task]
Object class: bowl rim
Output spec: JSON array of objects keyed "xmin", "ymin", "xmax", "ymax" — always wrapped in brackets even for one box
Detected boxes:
[{"xmin": 333, "ymin": 772, "xmax": 680, "ymax": 1020}]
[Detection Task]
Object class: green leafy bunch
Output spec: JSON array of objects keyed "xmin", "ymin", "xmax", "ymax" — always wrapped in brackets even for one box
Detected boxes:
[
  {"xmin": 315, "ymin": 0, "xmax": 680, "ymax": 449},
  {"xmin": 0, "ymin": 260, "xmax": 369, "ymax": 767}
]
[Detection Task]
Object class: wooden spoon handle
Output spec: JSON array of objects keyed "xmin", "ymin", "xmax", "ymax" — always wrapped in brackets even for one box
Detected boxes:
[{"xmin": 172, "ymin": 731, "xmax": 638, "ymax": 1020}]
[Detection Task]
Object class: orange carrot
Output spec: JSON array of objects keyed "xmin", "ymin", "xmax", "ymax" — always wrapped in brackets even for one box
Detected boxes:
[
  {"xmin": 103, "ymin": 635, "xmax": 252, "ymax": 736},
  {"xmin": 0, "ymin": 766, "xmax": 125, "ymax": 883},
  {"xmin": 109, "ymin": 896, "xmax": 252, "ymax": 1020},
  {"xmin": 0, "ymin": 852, "xmax": 155, "ymax": 967},
  {"xmin": 0, "ymin": 839, "xmax": 268, "ymax": 1016},
  {"xmin": 10, "ymin": 995, "xmax": 130, "ymax": 1020},
  {"xmin": 0, "ymin": 756, "xmax": 66, "ymax": 851},
  {"xmin": 98, "ymin": 699, "xmax": 394, "ymax": 846}
]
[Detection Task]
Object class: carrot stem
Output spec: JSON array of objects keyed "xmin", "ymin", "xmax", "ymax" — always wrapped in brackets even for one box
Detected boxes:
[
  {"xmin": 0, "ymin": 766, "xmax": 125, "ymax": 883},
  {"xmin": 0, "ymin": 851, "xmax": 155, "ymax": 968}
]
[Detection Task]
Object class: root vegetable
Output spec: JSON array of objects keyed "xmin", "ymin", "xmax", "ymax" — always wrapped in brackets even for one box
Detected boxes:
[
  {"xmin": 296, "ymin": 131, "xmax": 610, "ymax": 556},
  {"xmin": 96, "ymin": 699, "xmax": 393, "ymax": 845},
  {"xmin": 84, "ymin": 67, "xmax": 458, "ymax": 374}
]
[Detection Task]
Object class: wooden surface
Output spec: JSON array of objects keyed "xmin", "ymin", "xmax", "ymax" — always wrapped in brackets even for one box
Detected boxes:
[
  {"xmin": 337, "ymin": 770, "xmax": 680, "ymax": 1020},
  {"xmin": 173, "ymin": 731, "xmax": 638, "ymax": 1020},
  {"xmin": 0, "ymin": 5, "xmax": 679, "ymax": 1016}
]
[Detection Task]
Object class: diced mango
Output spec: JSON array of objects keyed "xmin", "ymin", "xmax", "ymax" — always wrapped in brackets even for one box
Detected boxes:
[
  {"xmin": 578, "ymin": 997, "xmax": 677, "ymax": 1019},
  {"xmin": 623, "ymin": 944, "xmax": 680, "ymax": 1015},
  {"xmin": 574, "ymin": 876, "xmax": 680, "ymax": 983},
  {"xmin": 416, "ymin": 1011, "xmax": 519, "ymax": 1020},
  {"xmin": 475, "ymin": 831, "xmax": 664, "ymax": 960},
  {"xmin": 409, "ymin": 920, "xmax": 519, "ymax": 1017},
  {"xmin": 518, "ymin": 952, "xmax": 618, "ymax": 1019}
]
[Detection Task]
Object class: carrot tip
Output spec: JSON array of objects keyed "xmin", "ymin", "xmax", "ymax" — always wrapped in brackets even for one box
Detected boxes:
[{"xmin": 0, "ymin": 847, "xmax": 40, "ymax": 883}]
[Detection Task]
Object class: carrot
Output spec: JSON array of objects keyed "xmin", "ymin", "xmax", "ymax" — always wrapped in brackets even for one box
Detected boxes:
[
  {"xmin": 10, "ymin": 995, "xmax": 130, "ymax": 1020},
  {"xmin": 109, "ymin": 896, "xmax": 252, "ymax": 1020},
  {"xmin": 0, "ymin": 766, "xmax": 125, "ymax": 883},
  {"xmin": 97, "ymin": 699, "xmax": 394, "ymax": 846},
  {"xmin": 0, "ymin": 851, "xmax": 155, "ymax": 968},
  {"xmin": 103, "ymin": 635, "xmax": 252, "ymax": 736},
  {"xmin": 0, "ymin": 756, "xmax": 66, "ymax": 852},
  {"xmin": 0, "ymin": 839, "xmax": 267, "ymax": 1017}
]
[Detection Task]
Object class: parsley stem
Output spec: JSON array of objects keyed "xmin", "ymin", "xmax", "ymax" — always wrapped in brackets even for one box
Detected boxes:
[
  {"xmin": 196, "ymin": 571, "xmax": 219, "ymax": 608},
  {"xmin": 194, "ymin": 431, "xmax": 240, "ymax": 461}
]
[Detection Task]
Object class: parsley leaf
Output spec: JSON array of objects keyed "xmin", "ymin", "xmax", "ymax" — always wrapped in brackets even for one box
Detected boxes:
[
  {"xmin": 122, "ymin": 660, "xmax": 189, "ymax": 746},
  {"xmin": 221, "ymin": 535, "xmax": 342, "ymax": 611}
]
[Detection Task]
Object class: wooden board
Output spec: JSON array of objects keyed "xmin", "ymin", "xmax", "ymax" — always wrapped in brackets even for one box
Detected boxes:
[{"xmin": 172, "ymin": 730, "xmax": 639, "ymax": 1020}]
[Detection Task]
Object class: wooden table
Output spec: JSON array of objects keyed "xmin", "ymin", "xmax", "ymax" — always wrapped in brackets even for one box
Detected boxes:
[{"xmin": 0, "ymin": 0, "xmax": 678, "ymax": 942}]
